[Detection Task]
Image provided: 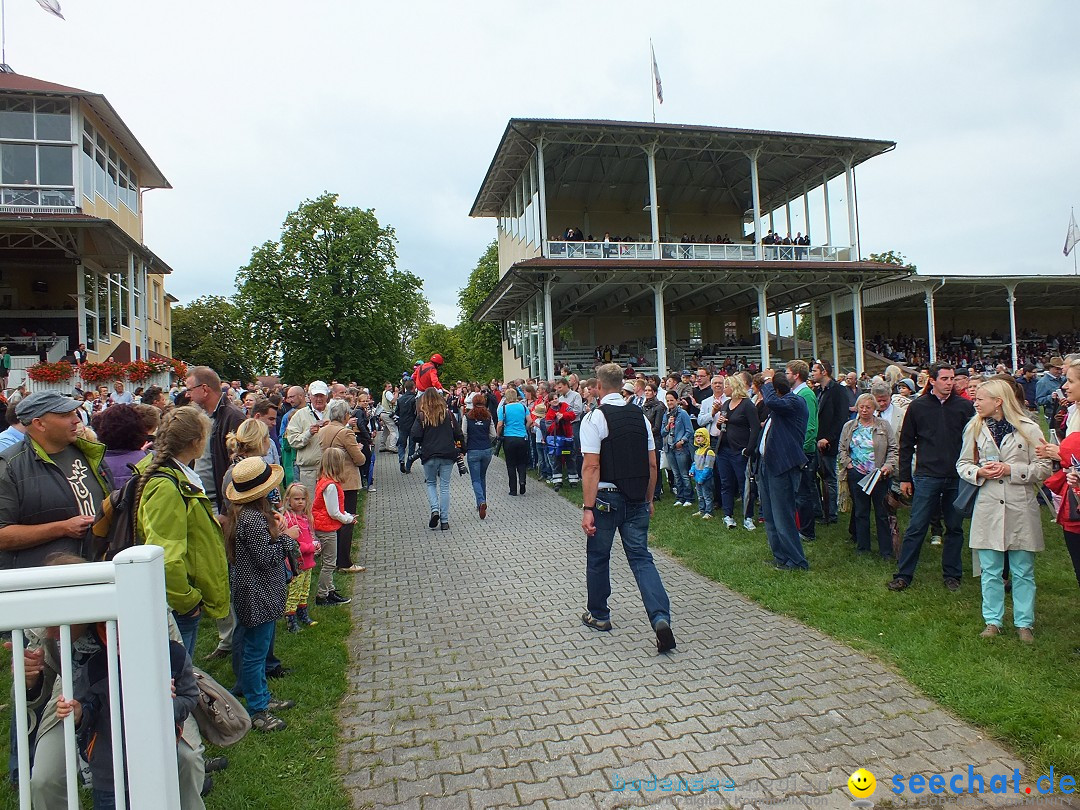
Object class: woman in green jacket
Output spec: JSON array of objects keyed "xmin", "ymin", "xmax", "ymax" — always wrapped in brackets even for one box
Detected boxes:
[{"xmin": 134, "ymin": 405, "xmax": 230, "ymax": 655}]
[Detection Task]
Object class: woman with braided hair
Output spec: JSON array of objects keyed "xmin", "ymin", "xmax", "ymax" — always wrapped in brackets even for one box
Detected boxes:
[{"xmin": 134, "ymin": 405, "xmax": 231, "ymax": 655}]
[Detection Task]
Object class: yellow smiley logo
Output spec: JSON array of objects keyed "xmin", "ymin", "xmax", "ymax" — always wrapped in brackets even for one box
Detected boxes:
[{"xmin": 848, "ymin": 768, "xmax": 876, "ymax": 798}]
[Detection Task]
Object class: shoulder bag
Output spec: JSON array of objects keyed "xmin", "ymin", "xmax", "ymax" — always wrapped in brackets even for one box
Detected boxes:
[
  {"xmin": 191, "ymin": 666, "xmax": 251, "ymax": 746},
  {"xmin": 953, "ymin": 442, "xmax": 980, "ymax": 519}
]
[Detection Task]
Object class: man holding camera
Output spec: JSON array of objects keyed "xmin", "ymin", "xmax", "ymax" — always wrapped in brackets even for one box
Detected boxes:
[{"xmin": 286, "ymin": 380, "xmax": 331, "ymax": 494}]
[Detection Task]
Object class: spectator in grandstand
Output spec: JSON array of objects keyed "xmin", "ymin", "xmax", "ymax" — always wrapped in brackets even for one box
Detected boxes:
[
  {"xmin": 813, "ymin": 360, "xmax": 847, "ymax": 525},
  {"xmin": 712, "ymin": 374, "xmax": 759, "ymax": 530},
  {"xmin": 957, "ymin": 378, "xmax": 1050, "ymax": 641},
  {"xmin": 661, "ymin": 391, "xmax": 694, "ymax": 506},
  {"xmin": 889, "ymin": 364, "xmax": 975, "ymax": 592},
  {"xmin": 838, "ymin": 394, "xmax": 898, "ymax": 558},
  {"xmin": 754, "ymin": 370, "xmax": 809, "ymax": 570}
]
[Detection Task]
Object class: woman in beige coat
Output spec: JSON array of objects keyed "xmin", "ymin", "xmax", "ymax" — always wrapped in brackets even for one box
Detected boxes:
[
  {"xmin": 318, "ymin": 399, "xmax": 368, "ymax": 573},
  {"xmin": 838, "ymin": 394, "xmax": 899, "ymax": 558},
  {"xmin": 956, "ymin": 378, "xmax": 1051, "ymax": 642}
]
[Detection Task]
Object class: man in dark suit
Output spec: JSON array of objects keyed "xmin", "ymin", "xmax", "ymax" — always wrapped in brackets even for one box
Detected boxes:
[
  {"xmin": 753, "ymin": 369, "xmax": 809, "ymax": 570},
  {"xmin": 813, "ymin": 360, "xmax": 848, "ymax": 524}
]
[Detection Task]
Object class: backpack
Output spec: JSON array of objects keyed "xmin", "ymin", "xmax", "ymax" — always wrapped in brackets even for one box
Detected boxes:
[{"xmin": 84, "ymin": 468, "xmax": 179, "ymax": 562}]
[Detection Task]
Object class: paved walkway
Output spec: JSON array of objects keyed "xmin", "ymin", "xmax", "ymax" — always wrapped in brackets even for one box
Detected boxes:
[{"xmin": 341, "ymin": 450, "xmax": 1033, "ymax": 809}]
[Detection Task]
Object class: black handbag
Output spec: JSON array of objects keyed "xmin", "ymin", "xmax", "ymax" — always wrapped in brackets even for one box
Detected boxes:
[{"xmin": 954, "ymin": 444, "xmax": 980, "ymax": 519}]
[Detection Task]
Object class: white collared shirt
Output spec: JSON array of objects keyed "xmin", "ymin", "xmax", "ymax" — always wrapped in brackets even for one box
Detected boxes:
[{"xmin": 580, "ymin": 393, "xmax": 656, "ymax": 489}]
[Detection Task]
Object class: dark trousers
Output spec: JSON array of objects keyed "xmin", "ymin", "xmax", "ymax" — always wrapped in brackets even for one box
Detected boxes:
[
  {"xmin": 716, "ymin": 445, "xmax": 748, "ymax": 519},
  {"xmin": 336, "ymin": 488, "xmax": 358, "ymax": 567},
  {"xmin": 1064, "ymin": 530, "xmax": 1080, "ymax": 588},
  {"xmin": 759, "ymin": 466, "xmax": 808, "ymax": 569},
  {"xmin": 503, "ymin": 436, "xmax": 528, "ymax": 494},
  {"xmin": 848, "ymin": 475, "xmax": 891, "ymax": 557},
  {"xmin": 818, "ymin": 451, "xmax": 838, "ymax": 522},
  {"xmin": 795, "ymin": 451, "xmax": 817, "ymax": 539},
  {"xmin": 895, "ymin": 475, "xmax": 964, "ymax": 582}
]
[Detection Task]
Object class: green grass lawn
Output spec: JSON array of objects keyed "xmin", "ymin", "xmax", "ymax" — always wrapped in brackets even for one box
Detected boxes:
[
  {"xmin": 646, "ymin": 494, "xmax": 1080, "ymax": 777},
  {"xmin": 0, "ymin": 495, "xmax": 362, "ymax": 810}
]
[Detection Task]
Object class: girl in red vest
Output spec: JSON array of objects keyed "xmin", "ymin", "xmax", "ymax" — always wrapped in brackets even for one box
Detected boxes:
[{"xmin": 312, "ymin": 447, "xmax": 356, "ymax": 607}]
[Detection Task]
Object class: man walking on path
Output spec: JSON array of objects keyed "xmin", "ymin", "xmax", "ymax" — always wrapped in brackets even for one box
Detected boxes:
[
  {"xmin": 888, "ymin": 362, "xmax": 975, "ymax": 592},
  {"xmin": 378, "ymin": 382, "xmax": 397, "ymax": 452},
  {"xmin": 580, "ymin": 363, "xmax": 675, "ymax": 653},
  {"xmin": 396, "ymin": 379, "xmax": 417, "ymax": 473}
]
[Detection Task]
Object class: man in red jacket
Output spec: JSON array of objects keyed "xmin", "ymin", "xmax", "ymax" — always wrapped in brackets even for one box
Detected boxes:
[{"xmin": 414, "ymin": 354, "xmax": 444, "ymax": 392}]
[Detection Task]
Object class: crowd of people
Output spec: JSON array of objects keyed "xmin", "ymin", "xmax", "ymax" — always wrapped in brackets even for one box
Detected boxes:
[
  {"xmin": 867, "ymin": 329, "xmax": 1080, "ymax": 371},
  {"xmin": 4, "ymin": 342, "xmax": 1080, "ymax": 803}
]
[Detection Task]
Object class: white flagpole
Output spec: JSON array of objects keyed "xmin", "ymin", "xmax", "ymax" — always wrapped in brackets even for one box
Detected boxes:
[{"xmin": 650, "ymin": 39, "xmax": 655, "ymax": 123}]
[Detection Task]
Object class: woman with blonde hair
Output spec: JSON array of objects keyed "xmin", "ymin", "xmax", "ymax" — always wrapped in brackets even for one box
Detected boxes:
[
  {"xmin": 712, "ymin": 374, "xmax": 760, "ymax": 530},
  {"xmin": 410, "ymin": 388, "xmax": 464, "ymax": 530},
  {"xmin": 223, "ymin": 418, "xmax": 276, "ymax": 508},
  {"xmin": 957, "ymin": 378, "xmax": 1051, "ymax": 642},
  {"xmin": 134, "ymin": 405, "xmax": 230, "ymax": 654}
]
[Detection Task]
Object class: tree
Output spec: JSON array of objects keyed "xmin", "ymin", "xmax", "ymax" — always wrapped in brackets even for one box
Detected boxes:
[
  {"xmin": 235, "ymin": 193, "xmax": 428, "ymax": 387},
  {"xmin": 455, "ymin": 241, "xmax": 503, "ymax": 381},
  {"xmin": 171, "ymin": 295, "xmax": 259, "ymax": 381},
  {"xmin": 411, "ymin": 323, "xmax": 471, "ymax": 384},
  {"xmin": 868, "ymin": 250, "xmax": 916, "ymax": 271}
]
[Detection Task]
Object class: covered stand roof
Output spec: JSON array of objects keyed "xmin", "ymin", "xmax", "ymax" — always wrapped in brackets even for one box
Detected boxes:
[
  {"xmin": 829, "ymin": 275, "xmax": 1080, "ymax": 315},
  {"xmin": 0, "ymin": 72, "xmax": 171, "ymax": 189},
  {"xmin": 474, "ymin": 259, "xmax": 911, "ymax": 325},
  {"xmin": 470, "ymin": 118, "xmax": 895, "ymax": 221},
  {"xmin": 0, "ymin": 213, "xmax": 175, "ymax": 273}
]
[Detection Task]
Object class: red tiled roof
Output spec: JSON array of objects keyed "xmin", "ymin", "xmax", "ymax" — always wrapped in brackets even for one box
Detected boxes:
[{"xmin": 0, "ymin": 73, "xmax": 90, "ymax": 96}]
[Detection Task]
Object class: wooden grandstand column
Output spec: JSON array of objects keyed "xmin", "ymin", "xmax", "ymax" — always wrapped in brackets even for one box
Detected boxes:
[
  {"xmin": 543, "ymin": 279, "xmax": 555, "ymax": 380},
  {"xmin": 756, "ymin": 285, "xmax": 770, "ymax": 370},
  {"xmin": 750, "ymin": 152, "xmax": 763, "ymax": 259},
  {"xmin": 653, "ymin": 282, "xmax": 668, "ymax": 379},
  {"xmin": 1006, "ymin": 283, "xmax": 1018, "ymax": 372},
  {"xmin": 830, "ymin": 294, "xmax": 840, "ymax": 375}
]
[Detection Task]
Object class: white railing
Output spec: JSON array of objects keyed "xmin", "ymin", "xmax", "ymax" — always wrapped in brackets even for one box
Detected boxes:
[
  {"xmin": 546, "ymin": 241, "xmax": 853, "ymax": 262},
  {"xmin": 0, "ymin": 546, "xmax": 181, "ymax": 810},
  {"xmin": 20, "ymin": 370, "xmax": 172, "ymax": 394}
]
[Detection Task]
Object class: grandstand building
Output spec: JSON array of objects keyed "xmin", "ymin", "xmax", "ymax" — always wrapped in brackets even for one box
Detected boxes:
[
  {"xmin": 0, "ymin": 68, "xmax": 177, "ymax": 374},
  {"xmin": 469, "ymin": 118, "xmax": 1080, "ymax": 378}
]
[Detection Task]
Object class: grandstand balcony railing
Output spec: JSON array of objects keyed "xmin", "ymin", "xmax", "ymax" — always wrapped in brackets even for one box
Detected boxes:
[{"xmin": 546, "ymin": 241, "xmax": 853, "ymax": 262}]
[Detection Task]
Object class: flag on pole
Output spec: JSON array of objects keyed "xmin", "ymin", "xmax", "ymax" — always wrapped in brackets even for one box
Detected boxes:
[
  {"xmin": 1065, "ymin": 209, "xmax": 1080, "ymax": 257},
  {"xmin": 650, "ymin": 41, "xmax": 663, "ymax": 104},
  {"xmin": 36, "ymin": 0, "xmax": 65, "ymax": 20}
]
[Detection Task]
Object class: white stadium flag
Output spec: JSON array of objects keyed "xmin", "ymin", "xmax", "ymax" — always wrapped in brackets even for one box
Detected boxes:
[
  {"xmin": 36, "ymin": 0, "xmax": 65, "ymax": 20},
  {"xmin": 1065, "ymin": 210, "xmax": 1080, "ymax": 257},
  {"xmin": 650, "ymin": 42, "xmax": 663, "ymax": 104}
]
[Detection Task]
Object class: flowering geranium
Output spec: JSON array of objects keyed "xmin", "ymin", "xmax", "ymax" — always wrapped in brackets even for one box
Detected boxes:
[
  {"xmin": 170, "ymin": 359, "xmax": 188, "ymax": 380},
  {"xmin": 79, "ymin": 361, "xmax": 128, "ymax": 383},
  {"xmin": 26, "ymin": 361, "xmax": 75, "ymax": 383},
  {"xmin": 146, "ymin": 358, "xmax": 172, "ymax": 375},
  {"xmin": 125, "ymin": 360, "xmax": 154, "ymax": 382}
]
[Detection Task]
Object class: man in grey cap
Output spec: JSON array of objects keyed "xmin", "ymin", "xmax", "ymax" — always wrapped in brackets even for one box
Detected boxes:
[
  {"xmin": 0, "ymin": 392, "xmax": 112, "ymax": 570},
  {"xmin": 286, "ymin": 380, "xmax": 331, "ymax": 494}
]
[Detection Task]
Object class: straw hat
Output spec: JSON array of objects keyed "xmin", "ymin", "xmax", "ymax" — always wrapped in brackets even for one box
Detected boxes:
[{"xmin": 225, "ymin": 457, "xmax": 284, "ymax": 505}]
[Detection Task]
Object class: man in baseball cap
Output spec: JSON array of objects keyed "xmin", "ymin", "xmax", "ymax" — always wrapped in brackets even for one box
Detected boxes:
[
  {"xmin": 285, "ymin": 381, "xmax": 331, "ymax": 493},
  {"xmin": 0, "ymin": 391, "xmax": 113, "ymax": 569}
]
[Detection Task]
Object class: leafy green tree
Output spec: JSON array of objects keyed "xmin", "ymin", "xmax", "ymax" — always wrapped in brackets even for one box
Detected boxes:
[
  {"xmin": 171, "ymin": 295, "xmax": 259, "ymax": 381},
  {"xmin": 455, "ymin": 241, "xmax": 503, "ymax": 381},
  {"xmin": 411, "ymin": 323, "xmax": 472, "ymax": 384},
  {"xmin": 868, "ymin": 250, "xmax": 916, "ymax": 271},
  {"xmin": 235, "ymin": 193, "xmax": 428, "ymax": 387}
]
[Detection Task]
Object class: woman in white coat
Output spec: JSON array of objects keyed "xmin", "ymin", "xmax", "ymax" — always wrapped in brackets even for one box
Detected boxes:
[{"xmin": 956, "ymin": 378, "xmax": 1051, "ymax": 642}]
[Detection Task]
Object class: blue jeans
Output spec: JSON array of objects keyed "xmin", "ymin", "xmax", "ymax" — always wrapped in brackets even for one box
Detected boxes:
[
  {"xmin": 231, "ymin": 621, "xmax": 281, "ymax": 690},
  {"xmin": 536, "ymin": 439, "xmax": 552, "ymax": 479},
  {"xmin": 796, "ymin": 451, "xmax": 817, "ymax": 539},
  {"xmin": 716, "ymin": 445, "xmax": 748, "ymax": 519},
  {"xmin": 585, "ymin": 490, "xmax": 671, "ymax": 627},
  {"xmin": 978, "ymin": 549, "xmax": 1035, "ymax": 628},
  {"xmin": 172, "ymin": 609, "xmax": 201, "ymax": 657},
  {"xmin": 467, "ymin": 448, "xmax": 492, "ymax": 506},
  {"xmin": 397, "ymin": 431, "xmax": 416, "ymax": 465},
  {"xmin": 695, "ymin": 477, "xmax": 714, "ymax": 515},
  {"xmin": 239, "ymin": 619, "xmax": 276, "ymax": 713},
  {"xmin": 895, "ymin": 475, "xmax": 964, "ymax": 582},
  {"xmin": 423, "ymin": 457, "xmax": 454, "ymax": 520},
  {"xmin": 665, "ymin": 446, "xmax": 692, "ymax": 501},
  {"xmin": 759, "ymin": 465, "xmax": 808, "ymax": 569}
]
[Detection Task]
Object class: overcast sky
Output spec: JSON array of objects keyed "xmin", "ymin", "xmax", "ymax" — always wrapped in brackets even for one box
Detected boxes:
[{"xmin": 9, "ymin": 0, "xmax": 1080, "ymax": 324}]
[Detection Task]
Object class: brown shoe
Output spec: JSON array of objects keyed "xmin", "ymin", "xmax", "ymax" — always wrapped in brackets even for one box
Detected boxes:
[
  {"xmin": 1017, "ymin": 627, "xmax": 1034, "ymax": 643},
  {"xmin": 204, "ymin": 647, "xmax": 230, "ymax": 661},
  {"xmin": 478, "ymin": 503, "xmax": 487, "ymax": 519},
  {"xmin": 979, "ymin": 624, "xmax": 1000, "ymax": 638}
]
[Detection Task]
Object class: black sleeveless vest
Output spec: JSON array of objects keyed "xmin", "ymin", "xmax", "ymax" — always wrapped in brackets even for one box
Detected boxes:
[{"xmin": 598, "ymin": 403, "xmax": 650, "ymax": 503}]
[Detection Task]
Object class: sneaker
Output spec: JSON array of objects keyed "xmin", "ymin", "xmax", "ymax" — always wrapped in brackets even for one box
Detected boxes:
[
  {"xmin": 326, "ymin": 591, "xmax": 351, "ymax": 605},
  {"xmin": 339, "ymin": 564, "xmax": 366, "ymax": 573},
  {"xmin": 723, "ymin": 516, "xmax": 737, "ymax": 528},
  {"xmin": 266, "ymin": 698, "xmax": 295, "ymax": 712},
  {"xmin": 429, "ymin": 511, "xmax": 440, "ymax": 529},
  {"xmin": 886, "ymin": 577, "xmax": 910, "ymax": 591},
  {"xmin": 399, "ymin": 461, "xmax": 406, "ymax": 474},
  {"xmin": 742, "ymin": 517, "xmax": 756, "ymax": 531},
  {"xmin": 654, "ymin": 619, "xmax": 677, "ymax": 653},
  {"xmin": 250, "ymin": 711, "xmax": 287, "ymax": 732},
  {"xmin": 944, "ymin": 577, "xmax": 961, "ymax": 593},
  {"xmin": 692, "ymin": 511, "xmax": 704, "ymax": 517},
  {"xmin": 581, "ymin": 612, "xmax": 612, "ymax": 632},
  {"xmin": 1017, "ymin": 627, "xmax": 1034, "ymax": 643},
  {"xmin": 204, "ymin": 756, "xmax": 228, "ymax": 773},
  {"xmin": 930, "ymin": 535, "xmax": 942, "ymax": 546},
  {"xmin": 701, "ymin": 513, "xmax": 713, "ymax": 520},
  {"xmin": 440, "ymin": 522, "xmax": 449, "ymax": 531},
  {"xmin": 980, "ymin": 624, "xmax": 1000, "ymax": 638},
  {"xmin": 367, "ymin": 485, "xmax": 377, "ymax": 493},
  {"xmin": 265, "ymin": 666, "xmax": 291, "ymax": 679}
]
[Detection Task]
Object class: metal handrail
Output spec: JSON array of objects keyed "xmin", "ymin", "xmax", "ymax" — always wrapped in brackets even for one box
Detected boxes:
[{"xmin": 546, "ymin": 241, "xmax": 851, "ymax": 261}]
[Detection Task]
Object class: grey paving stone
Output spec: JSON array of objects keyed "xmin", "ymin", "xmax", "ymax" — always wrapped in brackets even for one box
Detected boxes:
[{"xmin": 342, "ymin": 451, "xmax": 1024, "ymax": 808}]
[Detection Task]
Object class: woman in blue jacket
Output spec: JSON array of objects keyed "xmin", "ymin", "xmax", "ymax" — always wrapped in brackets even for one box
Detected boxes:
[{"xmin": 661, "ymin": 391, "xmax": 694, "ymax": 505}]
